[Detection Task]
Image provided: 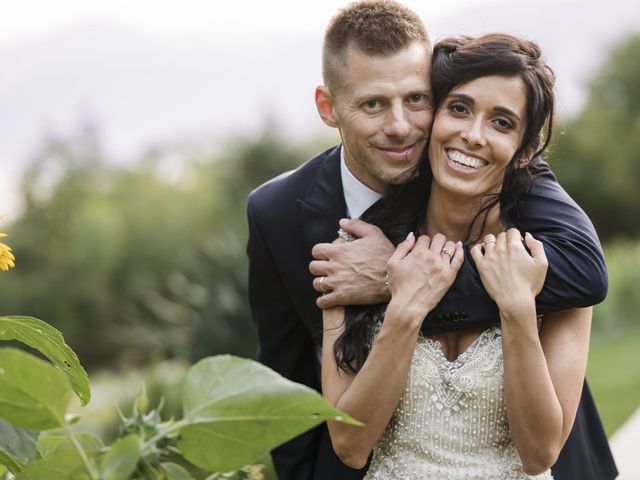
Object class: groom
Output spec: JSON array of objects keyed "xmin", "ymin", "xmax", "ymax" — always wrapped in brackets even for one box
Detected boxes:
[{"xmin": 246, "ymin": 1, "xmax": 617, "ymax": 479}]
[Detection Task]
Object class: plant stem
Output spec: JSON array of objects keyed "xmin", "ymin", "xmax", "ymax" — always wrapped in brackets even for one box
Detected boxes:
[
  {"xmin": 63, "ymin": 424, "xmax": 99, "ymax": 480},
  {"xmin": 141, "ymin": 418, "xmax": 190, "ymax": 451}
]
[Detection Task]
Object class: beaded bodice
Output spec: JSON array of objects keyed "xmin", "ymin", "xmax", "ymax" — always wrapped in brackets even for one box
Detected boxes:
[{"xmin": 364, "ymin": 327, "xmax": 553, "ymax": 480}]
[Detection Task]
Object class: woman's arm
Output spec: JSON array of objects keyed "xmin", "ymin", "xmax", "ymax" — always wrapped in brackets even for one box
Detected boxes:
[
  {"xmin": 321, "ymin": 233, "xmax": 463, "ymax": 468},
  {"xmin": 322, "ymin": 304, "xmax": 422, "ymax": 468},
  {"xmin": 471, "ymin": 229, "xmax": 591, "ymax": 475},
  {"xmin": 501, "ymin": 306, "xmax": 591, "ymax": 474}
]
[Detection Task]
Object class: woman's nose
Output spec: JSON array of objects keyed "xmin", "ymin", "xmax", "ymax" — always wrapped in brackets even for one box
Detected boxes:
[{"xmin": 461, "ymin": 118, "xmax": 487, "ymax": 147}]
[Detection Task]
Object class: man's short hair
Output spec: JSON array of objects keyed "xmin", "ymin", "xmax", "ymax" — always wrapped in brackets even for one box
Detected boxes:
[{"xmin": 322, "ymin": 0, "xmax": 431, "ymax": 94}]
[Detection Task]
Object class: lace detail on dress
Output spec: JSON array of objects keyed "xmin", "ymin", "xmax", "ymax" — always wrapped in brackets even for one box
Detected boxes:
[
  {"xmin": 364, "ymin": 327, "xmax": 553, "ymax": 480},
  {"xmin": 422, "ymin": 330, "xmax": 496, "ymax": 416}
]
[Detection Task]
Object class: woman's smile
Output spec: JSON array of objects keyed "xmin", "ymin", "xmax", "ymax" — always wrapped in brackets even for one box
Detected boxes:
[
  {"xmin": 428, "ymin": 74, "xmax": 528, "ymax": 202},
  {"xmin": 446, "ymin": 148, "xmax": 488, "ymax": 171}
]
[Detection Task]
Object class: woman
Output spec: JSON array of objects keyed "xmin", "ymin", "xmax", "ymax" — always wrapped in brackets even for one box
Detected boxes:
[{"xmin": 321, "ymin": 34, "xmax": 592, "ymax": 479}]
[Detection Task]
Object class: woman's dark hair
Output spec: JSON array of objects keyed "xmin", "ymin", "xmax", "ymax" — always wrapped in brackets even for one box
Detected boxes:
[{"xmin": 333, "ymin": 33, "xmax": 556, "ymax": 374}]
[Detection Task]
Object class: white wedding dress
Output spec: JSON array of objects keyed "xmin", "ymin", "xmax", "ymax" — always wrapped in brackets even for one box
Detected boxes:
[{"xmin": 364, "ymin": 326, "xmax": 554, "ymax": 480}]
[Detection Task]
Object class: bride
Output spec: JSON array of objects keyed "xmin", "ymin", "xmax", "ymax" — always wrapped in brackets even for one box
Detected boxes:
[{"xmin": 321, "ymin": 33, "xmax": 591, "ymax": 479}]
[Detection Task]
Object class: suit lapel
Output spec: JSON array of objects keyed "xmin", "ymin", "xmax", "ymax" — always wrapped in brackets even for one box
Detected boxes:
[{"xmin": 297, "ymin": 146, "xmax": 347, "ymax": 252}]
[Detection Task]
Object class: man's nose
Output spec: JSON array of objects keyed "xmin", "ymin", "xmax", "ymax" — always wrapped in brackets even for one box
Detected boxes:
[
  {"xmin": 461, "ymin": 118, "xmax": 487, "ymax": 148},
  {"xmin": 383, "ymin": 104, "xmax": 411, "ymax": 138}
]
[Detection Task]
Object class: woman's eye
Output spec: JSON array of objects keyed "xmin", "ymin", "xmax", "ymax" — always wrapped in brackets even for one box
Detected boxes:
[
  {"xmin": 495, "ymin": 118, "xmax": 514, "ymax": 129},
  {"xmin": 449, "ymin": 103, "xmax": 467, "ymax": 114},
  {"xmin": 409, "ymin": 94, "xmax": 423, "ymax": 103}
]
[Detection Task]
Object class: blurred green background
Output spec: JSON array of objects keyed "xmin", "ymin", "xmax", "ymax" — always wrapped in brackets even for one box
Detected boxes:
[{"xmin": 1, "ymin": 31, "xmax": 639, "ymax": 479}]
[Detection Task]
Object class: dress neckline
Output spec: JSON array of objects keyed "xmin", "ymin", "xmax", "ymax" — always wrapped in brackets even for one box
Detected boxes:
[{"xmin": 419, "ymin": 326, "xmax": 500, "ymax": 367}]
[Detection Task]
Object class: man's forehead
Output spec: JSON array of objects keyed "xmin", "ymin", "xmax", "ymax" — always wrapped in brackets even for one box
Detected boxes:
[
  {"xmin": 336, "ymin": 42, "xmax": 431, "ymax": 96},
  {"xmin": 341, "ymin": 40, "xmax": 431, "ymax": 67}
]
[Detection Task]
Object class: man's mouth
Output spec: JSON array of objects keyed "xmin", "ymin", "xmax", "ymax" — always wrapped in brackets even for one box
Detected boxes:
[
  {"xmin": 446, "ymin": 149, "xmax": 488, "ymax": 169},
  {"xmin": 376, "ymin": 143, "xmax": 418, "ymax": 160},
  {"xmin": 378, "ymin": 144, "xmax": 414, "ymax": 153}
]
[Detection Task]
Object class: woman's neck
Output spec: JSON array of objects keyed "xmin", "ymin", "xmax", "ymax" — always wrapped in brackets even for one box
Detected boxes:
[{"xmin": 425, "ymin": 186, "xmax": 502, "ymax": 243}]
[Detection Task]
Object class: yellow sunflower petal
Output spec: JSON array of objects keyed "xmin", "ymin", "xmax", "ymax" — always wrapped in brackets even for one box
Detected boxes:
[{"xmin": 0, "ymin": 242, "xmax": 15, "ymax": 271}]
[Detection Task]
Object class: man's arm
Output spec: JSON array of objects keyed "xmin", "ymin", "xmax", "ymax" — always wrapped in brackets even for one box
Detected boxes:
[
  {"xmin": 435, "ymin": 160, "xmax": 607, "ymax": 322},
  {"xmin": 310, "ymin": 160, "xmax": 607, "ymax": 317},
  {"xmin": 247, "ymin": 197, "xmax": 321, "ymax": 480},
  {"xmin": 515, "ymin": 159, "xmax": 608, "ymax": 309}
]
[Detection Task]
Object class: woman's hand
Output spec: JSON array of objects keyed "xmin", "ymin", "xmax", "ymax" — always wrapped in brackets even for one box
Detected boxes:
[
  {"xmin": 470, "ymin": 229, "xmax": 548, "ymax": 315},
  {"xmin": 386, "ymin": 232, "xmax": 464, "ymax": 323},
  {"xmin": 321, "ymin": 233, "xmax": 464, "ymax": 469}
]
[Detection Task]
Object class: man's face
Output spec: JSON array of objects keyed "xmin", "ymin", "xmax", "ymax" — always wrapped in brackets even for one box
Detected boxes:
[{"xmin": 323, "ymin": 42, "xmax": 433, "ymax": 193}]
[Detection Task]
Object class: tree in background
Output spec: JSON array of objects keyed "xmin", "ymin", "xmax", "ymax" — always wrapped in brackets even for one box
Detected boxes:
[
  {"xmin": 551, "ymin": 33, "xmax": 640, "ymax": 241},
  {"xmin": 0, "ymin": 128, "xmax": 320, "ymax": 369}
]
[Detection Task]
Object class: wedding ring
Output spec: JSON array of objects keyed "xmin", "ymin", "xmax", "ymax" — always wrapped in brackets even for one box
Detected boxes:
[
  {"xmin": 484, "ymin": 240, "xmax": 496, "ymax": 246},
  {"xmin": 441, "ymin": 248, "xmax": 453, "ymax": 259},
  {"xmin": 319, "ymin": 276, "xmax": 329, "ymax": 294},
  {"xmin": 337, "ymin": 228, "xmax": 357, "ymax": 242}
]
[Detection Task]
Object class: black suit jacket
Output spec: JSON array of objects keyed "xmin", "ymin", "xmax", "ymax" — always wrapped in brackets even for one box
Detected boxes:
[{"xmin": 247, "ymin": 145, "xmax": 617, "ymax": 480}]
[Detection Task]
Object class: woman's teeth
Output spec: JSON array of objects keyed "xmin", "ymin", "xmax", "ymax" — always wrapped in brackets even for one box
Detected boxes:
[{"xmin": 447, "ymin": 150, "xmax": 487, "ymax": 169}]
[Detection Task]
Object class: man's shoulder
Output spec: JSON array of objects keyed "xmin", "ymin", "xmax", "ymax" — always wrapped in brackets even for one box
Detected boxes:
[{"xmin": 248, "ymin": 144, "xmax": 340, "ymax": 208}]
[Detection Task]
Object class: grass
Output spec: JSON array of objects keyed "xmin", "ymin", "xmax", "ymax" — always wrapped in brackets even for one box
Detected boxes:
[
  {"xmin": 586, "ymin": 241, "xmax": 640, "ymax": 437},
  {"xmin": 587, "ymin": 325, "xmax": 640, "ymax": 436}
]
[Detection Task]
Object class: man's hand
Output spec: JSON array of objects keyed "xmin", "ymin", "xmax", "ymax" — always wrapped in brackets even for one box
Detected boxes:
[{"xmin": 309, "ymin": 218, "xmax": 394, "ymax": 309}]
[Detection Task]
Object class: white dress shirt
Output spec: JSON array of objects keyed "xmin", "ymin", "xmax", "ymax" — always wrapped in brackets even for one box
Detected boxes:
[{"xmin": 340, "ymin": 146, "xmax": 383, "ymax": 219}]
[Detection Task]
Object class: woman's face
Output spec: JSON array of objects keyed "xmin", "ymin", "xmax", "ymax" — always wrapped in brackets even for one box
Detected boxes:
[{"xmin": 428, "ymin": 74, "xmax": 528, "ymax": 201}]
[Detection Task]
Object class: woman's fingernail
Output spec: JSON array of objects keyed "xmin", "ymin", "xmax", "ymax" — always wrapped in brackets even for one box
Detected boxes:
[
  {"xmin": 406, "ymin": 232, "xmax": 414, "ymax": 241},
  {"xmin": 525, "ymin": 232, "xmax": 532, "ymax": 238}
]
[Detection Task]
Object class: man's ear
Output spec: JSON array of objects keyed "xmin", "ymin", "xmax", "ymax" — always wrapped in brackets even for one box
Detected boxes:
[{"xmin": 315, "ymin": 86, "xmax": 339, "ymax": 128}]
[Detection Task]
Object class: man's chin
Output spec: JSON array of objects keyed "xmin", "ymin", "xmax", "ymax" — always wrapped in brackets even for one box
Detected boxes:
[{"xmin": 386, "ymin": 168, "xmax": 418, "ymax": 186}]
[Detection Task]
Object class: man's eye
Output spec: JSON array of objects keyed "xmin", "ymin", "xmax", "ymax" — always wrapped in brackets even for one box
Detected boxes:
[
  {"xmin": 407, "ymin": 95, "xmax": 430, "ymax": 107},
  {"xmin": 364, "ymin": 100, "xmax": 379, "ymax": 109}
]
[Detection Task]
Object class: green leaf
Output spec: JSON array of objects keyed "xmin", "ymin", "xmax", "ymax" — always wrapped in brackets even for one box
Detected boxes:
[
  {"xmin": 178, "ymin": 355, "xmax": 361, "ymax": 472},
  {"xmin": 206, "ymin": 465, "xmax": 266, "ymax": 479},
  {"xmin": 35, "ymin": 435, "xmax": 64, "ymax": 458},
  {"xmin": 37, "ymin": 432, "xmax": 103, "ymax": 458},
  {"xmin": 0, "ymin": 450, "xmax": 25, "ymax": 475},
  {"xmin": 0, "ymin": 348, "xmax": 71, "ymax": 430},
  {"xmin": 160, "ymin": 462, "xmax": 196, "ymax": 480},
  {"xmin": 17, "ymin": 442, "xmax": 89, "ymax": 480},
  {"xmin": 100, "ymin": 435, "xmax": 140, "ymax": 480},
  {"xmin": 134, "ymin": 383, "xmax": 149, "ymax": 414},
  {"xmin": 0, "ymin": 316, "xmax": 91, "ymax": 406},
  {"xmin": 0, "ymin": 418, "xmax": 38, "ymax": 464},
  {"xmin": 0, "ymin": 418, "xmax": 38, "ymax": 474},
  {"xmin": 18, "ymin": 433, "xmax": 103, "ymax": 480}
]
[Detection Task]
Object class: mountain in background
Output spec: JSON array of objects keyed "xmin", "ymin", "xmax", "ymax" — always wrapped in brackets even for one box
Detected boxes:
[{"xmin": 0, "ymin": 0, "xmax": 638, "ymax": 178}]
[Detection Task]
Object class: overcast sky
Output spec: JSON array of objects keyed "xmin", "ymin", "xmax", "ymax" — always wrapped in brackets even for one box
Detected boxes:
[
  {"xmin": 0, "ymin": 0, "xmax": 624, "ymax": 219},
  {"xmin": 0, "ymin": 0, "xmax": 573, "ymax": 47}
]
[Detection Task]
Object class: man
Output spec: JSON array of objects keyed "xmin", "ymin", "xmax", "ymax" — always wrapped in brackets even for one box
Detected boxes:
[{"xmin": 246, "ymin": 1, "xmax": 617, "ymax": 479}]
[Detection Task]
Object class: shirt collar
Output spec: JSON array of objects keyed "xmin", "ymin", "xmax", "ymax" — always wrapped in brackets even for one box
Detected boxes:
[{"xmin": 340, "ymin": 146, "xmax": 383, "ymax": 219}]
